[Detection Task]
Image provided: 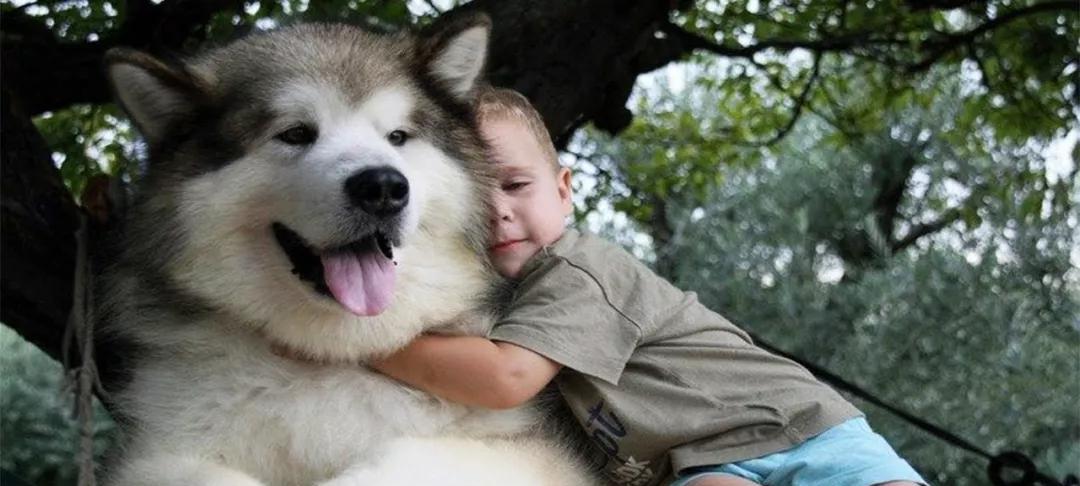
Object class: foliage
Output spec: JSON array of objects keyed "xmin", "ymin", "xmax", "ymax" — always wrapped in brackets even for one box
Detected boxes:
[
  {"xmin": 1, "ymin": 327, "xmax": 116, "ymax": 485},
  {"xmin": 33, "ymin": 104, "xmax": 136, "ymax": 197},
  {"xmin": 665, "ymin": 137, "xmax": 1078, "ymax": 484},
  {"xmin": 570, "ymin": 79, "xmax": 757, "ymax": 227},
  {"xmin": 674, "ymin": 0, "xmax": 1078, "ymax": 146},
  {"xmin": 5, "ymin": 0, "xmax": 424, "ymax": 42}
]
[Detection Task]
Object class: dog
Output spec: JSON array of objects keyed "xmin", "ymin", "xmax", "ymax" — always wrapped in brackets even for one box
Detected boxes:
[{"xmin": 96, "ymin": 13, "xmax": 595, "ymax": 486}]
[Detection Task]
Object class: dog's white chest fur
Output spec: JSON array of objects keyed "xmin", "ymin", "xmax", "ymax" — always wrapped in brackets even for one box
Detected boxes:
[{"xmin": 118, "ymin": 326, "xmax": 539, "ymax": 485}]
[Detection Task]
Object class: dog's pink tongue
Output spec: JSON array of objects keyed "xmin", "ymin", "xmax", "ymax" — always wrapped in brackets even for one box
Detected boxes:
[{"xmin": 321, "ymin": 250, "xmax": 396, "ymax": 316}]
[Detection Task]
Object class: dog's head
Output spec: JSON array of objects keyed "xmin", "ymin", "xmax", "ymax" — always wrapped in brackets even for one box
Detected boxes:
[{"xmin": 106, "ymin": 15, "xmax": 497, "ymax": 359}]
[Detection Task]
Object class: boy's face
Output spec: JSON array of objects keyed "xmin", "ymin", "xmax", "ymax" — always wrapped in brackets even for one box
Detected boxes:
[{"xmin": 482, "ymin": 118, "xmax": 572, "ymax": 278}]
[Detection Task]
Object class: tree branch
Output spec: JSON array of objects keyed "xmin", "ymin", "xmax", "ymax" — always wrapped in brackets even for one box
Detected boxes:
[
  {"xmin": 906, "ymin": 0, "xmax": 1075, "ymax": 72},
  {"xmin": 746, "ymin": 53, "xmax": 823, "ymax": 147},
  {"xmin": 563, "ymin": 149, "xmax": 595, "ymax": 162},
  {"xmin": 815, "ymin": 81, "xmax": 866, "ymax": 141},
  {"xmin": 659, "ymin": 22, "xmax": 906, "ymax": 60},
  {"xmin": 420, "ymin": 0, "xmax": 444, "ymax": 15},
  {"xmin": 905, "ymin": 0, "xmax": 987, "ymax": 11},
  {"xmin": 659, "ymin": 2, "xmax": 1072, "ymax": 87},
  {"xmin": 892, "ymin": 208, "xmax": 964, "ymax": 252},
  {"xmin": 891, "ymin": 176, "xmax": 996, "ymax": 252},
  {"xmin": 873, "ymin": 153, "xmax": 923, "ymax": 245},
  {"xmin": 1, "ymin": 0, "xmax": 246, "ymax": 115}
]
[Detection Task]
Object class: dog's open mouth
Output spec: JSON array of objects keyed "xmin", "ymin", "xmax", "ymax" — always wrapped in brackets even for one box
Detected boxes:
[{"xmin": 272, "ymin": 222, "xmax": 396, "ymax": 316}]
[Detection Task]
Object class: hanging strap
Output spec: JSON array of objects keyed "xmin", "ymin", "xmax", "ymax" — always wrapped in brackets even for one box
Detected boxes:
[
  {"xmin": 62, "ymin": 212, "xmax": 106, "ymax": 486},
  {"xmin": 752, "ymin": 332, "xmax": 1074, "ymax": 486}
]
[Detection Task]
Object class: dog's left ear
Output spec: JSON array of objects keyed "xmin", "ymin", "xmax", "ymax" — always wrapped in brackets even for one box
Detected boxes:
[
  {"xmin": 418, "ymin": 12, "xmax": 491, "ymax": 102},
  {"xmin": 104, "ymin": 48, "xmax": 209, "ymax": 149}
]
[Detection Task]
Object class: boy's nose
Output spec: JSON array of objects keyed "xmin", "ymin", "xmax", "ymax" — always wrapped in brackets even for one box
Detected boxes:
[
  {"xmin": 491, "ymin": 195, "xmax": 513, "ymax": 223},
  {"xmin": 491, "ymin": 209, "xmax": 512, "ymax": 224}
]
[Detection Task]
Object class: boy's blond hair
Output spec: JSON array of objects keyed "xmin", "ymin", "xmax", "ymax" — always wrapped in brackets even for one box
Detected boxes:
[{"xmin": 474, "ymin": 86, "xmax": 560, "ymax": 171}]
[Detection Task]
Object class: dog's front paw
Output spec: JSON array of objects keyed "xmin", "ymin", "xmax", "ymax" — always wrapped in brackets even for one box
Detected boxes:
[
  {"xmin": 110, "ymin": 455, "xmax": 267, "ymax": 486},
  {"xmin": 318, "ymin": 469, "xmax": 381, "ymax": 486},
  {"xmin": 199, "ymin": 469, "xmax": 267, "ymax": 486}
]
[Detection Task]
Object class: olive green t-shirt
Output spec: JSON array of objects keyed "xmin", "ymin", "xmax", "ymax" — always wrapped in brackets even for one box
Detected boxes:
[{"xmin": 488, "ymin": 229, "xmax": 862, "ymax": 486}]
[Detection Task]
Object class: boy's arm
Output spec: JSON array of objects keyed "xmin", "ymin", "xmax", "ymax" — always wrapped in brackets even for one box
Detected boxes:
[{"xmin": 372, "ymin": 335, "xmax": 561, "ymax": 410}]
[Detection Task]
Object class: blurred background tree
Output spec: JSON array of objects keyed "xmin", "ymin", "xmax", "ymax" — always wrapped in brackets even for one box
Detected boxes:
[
  {"xmin": 1, "ymin": 0, "xmax": 1076, "ymax": 484},
  {"xmin": 1, "ymin": 327, "xmax": 114, "ymax": 486}
]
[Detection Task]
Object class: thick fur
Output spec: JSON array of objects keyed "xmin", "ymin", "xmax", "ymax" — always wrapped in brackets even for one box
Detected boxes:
[{"xmin": 98, "ymin": 16, "xmax": 594, "ymax": 486}]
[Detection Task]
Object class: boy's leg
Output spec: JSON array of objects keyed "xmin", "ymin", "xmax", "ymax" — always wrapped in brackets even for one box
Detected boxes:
[
  {"xmin": 674, "ymin": 418, "xmax": 923, "ymax": 486},
  {"xmin": 687, "ymin": 476, "xmax": 762, "ymax": 486},
  {"xmin": 756, "ymin": 417, "xmax": 926, "ymax": 485},
  {"xmin": 679, "ymin": 472, "xmax": 920, "ymax": 486},
  {"xmin": 670, "ymin": 465, "xmax": 765, "ymax": 486}
]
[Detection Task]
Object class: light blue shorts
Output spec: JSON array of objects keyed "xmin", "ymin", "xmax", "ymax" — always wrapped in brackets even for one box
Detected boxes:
[{"xmin": 670, "ymin": 417, "xmax": 926, "ymax": 486}]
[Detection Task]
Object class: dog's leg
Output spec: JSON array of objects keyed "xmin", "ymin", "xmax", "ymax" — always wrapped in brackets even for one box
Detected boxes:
[
  {"xmin": 319, "ymin": 436, "xmax": 541, "ymax": 486},
  {"xmin": 319, "ymin": 436, "xmax": 594, "ymax": 486},
  {"xmin": 108, "ymin": 454, "xmax": 265, "ymax": 486}
]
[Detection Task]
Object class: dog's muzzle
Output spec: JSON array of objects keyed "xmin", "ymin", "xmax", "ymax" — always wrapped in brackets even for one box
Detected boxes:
[
  {"xmin": 272, "ymin": 222, "xmax": 398, "ymax": 317},
  {"xmin": 270, "ymin": 167, "xmax": 411, "ymax": 317}
]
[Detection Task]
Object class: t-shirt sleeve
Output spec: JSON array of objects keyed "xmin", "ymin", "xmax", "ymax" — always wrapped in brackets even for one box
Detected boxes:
[{"xmin": 488, "ymin": 258, "xmax": 641, "ymax": 385}]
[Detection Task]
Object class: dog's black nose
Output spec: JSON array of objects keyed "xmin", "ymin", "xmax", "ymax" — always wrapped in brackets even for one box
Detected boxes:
[{"xmin": 346, "ymin": 167, "xmax": 409, "ymax": 217}]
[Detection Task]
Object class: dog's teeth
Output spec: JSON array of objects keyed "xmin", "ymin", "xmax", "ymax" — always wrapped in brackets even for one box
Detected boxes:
[{"xmin": 376, "ymin": 234, "xmax": 394, "ymax": 260}]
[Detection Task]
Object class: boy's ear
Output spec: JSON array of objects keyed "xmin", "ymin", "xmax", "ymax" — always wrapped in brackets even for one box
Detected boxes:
[
  {"xmin": 417, "ymin": 13, "xmax": 491, "ymax": 102},
  {"xmin": 104, "ymin": 48, "xmax": 207, "ymax": 147},
  {"xmin": 557, "ymin": 167, "xmax": 574, "ymax": 215}
]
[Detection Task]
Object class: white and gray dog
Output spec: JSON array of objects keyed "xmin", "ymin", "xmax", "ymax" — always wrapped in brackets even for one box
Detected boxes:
[{"xmin": 97, "ymin": 13, "xmax": 595, "ymax": 486}]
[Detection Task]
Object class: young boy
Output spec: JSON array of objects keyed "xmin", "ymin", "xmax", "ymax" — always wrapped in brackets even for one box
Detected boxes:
[{"xmin": 373, "ymin": 87, "xmax": 927, "ymax": 486}]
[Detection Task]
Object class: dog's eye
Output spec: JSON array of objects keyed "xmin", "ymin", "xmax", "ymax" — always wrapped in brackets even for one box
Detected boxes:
[
  {"xmin": 276, "ymin": 125, "xmax": 318, "ymax": 146},
  {"xmin": 387, "ymin": 130, "xmax": 410, "ymax": 147}
]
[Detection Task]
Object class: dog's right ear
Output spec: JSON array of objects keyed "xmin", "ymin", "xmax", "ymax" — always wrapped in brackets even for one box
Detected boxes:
[{"xmin": 104, "ymin": 48, "xmax": 205, "ymax": 147}]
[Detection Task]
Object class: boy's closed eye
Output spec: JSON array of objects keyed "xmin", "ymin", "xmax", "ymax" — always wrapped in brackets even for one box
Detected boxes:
[{"xmin": 502, "ymin": 181, "xmax": 530, "ymax": 191}]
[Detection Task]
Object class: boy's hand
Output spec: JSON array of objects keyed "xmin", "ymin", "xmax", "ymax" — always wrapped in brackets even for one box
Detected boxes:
[{"xmin": 372, "ymin": 335, "xmax": 561, "ymax": 409}]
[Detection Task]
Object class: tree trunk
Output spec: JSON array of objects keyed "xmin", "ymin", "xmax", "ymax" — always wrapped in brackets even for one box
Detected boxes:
[
  {"xmin": 466, "ymin": 0, "xmax": 681, "ymax": 146},
  {"xmin": 1, "ymin": 88, "xmax": 80, "ymax": 363}
]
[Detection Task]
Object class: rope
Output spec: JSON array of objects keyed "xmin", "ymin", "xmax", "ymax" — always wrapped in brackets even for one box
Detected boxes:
[
  {"xmin": 750, "ymin": 332, "xmax": 1076, "ymax": 486},
  {"xmin": 61, "ymin": 212, "xmax": 106, "ymax": 486}
]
